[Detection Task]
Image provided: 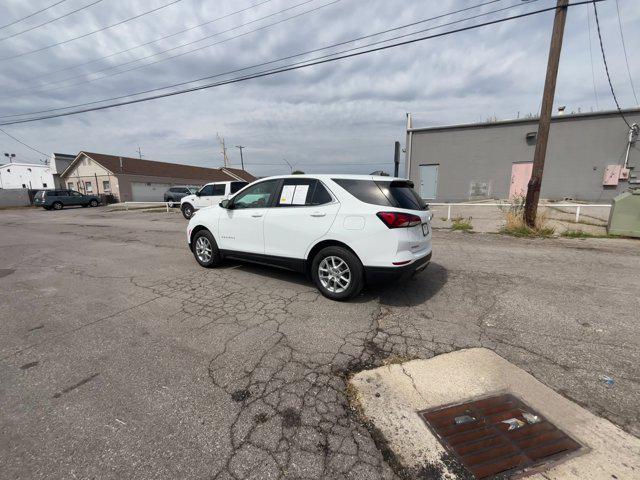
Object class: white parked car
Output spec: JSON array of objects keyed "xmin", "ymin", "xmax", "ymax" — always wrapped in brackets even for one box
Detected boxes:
[
  {"xmin": 186, "ymin": 174, "xmax": 432, "ymax": 300},
  {"xmin": 180, "ymin": 180, "xmax": 249, "ymax": 219}
]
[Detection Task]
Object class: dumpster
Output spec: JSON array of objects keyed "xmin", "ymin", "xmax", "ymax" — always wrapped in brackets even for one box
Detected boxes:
[{"xmin": 608, "ymin": 189, "xmax": 640, "ymax": 238}]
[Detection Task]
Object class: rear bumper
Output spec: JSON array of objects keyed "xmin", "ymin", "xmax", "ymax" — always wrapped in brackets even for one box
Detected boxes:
[{"xmin": 364, "ymin": 252, "xmax": 432, "ymax": 283}]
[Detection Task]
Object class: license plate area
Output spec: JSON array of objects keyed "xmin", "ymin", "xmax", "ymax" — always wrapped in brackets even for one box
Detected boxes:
[{"xmin": 422, "ymin": 223, "xmax": 429, "ymax": 236}]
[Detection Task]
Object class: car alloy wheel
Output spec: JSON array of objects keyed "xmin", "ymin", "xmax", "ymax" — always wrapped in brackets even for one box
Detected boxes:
[
  {"xmin": 318, "ymin": 256, "xmax": 351, "ymax": 294},
  {"xmin": 53, "ymin": 202, "xmax": 63, "ymax": 210},
  {"xmin": 182, "ymin": 204, "xmax": 193, "ymax": 219},
  {"xmin": 195, "ymin": 236, "xmax": 213, "ymax": 263}
]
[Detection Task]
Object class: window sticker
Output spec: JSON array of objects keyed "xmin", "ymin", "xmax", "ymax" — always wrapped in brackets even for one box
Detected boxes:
[
  {"xmin": 280, "ymin": 185, "xmax": 295, "ymax": 204},
  {"xmin": 292, "ymin": 185, "xmax": 309, "ymax": 205}
]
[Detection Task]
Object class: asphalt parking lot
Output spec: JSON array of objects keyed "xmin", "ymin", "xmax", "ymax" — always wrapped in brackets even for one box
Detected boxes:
[{"xmin": 1, "ymin": 207, "xmax": 639, "ymax": 479}]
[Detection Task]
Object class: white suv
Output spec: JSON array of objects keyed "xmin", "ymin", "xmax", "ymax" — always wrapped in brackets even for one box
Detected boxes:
[
  {"xmin": 180, "ymin": 181, "xmax": 248, "ymax": 219},
  {"xmin": 186, "ymin": 175, "xmax": 432, "ymax": 300}
]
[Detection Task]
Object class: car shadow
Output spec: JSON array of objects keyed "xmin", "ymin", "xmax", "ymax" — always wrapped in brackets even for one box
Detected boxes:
[{"xmin": 223, "ymin": 260, "xmax": 448, "ymax": 306}]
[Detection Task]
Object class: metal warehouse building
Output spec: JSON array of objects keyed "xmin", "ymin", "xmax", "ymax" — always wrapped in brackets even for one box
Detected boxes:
[{"xmin": 405, "ymin": 108, "xmax": 640, "ymax": 202}]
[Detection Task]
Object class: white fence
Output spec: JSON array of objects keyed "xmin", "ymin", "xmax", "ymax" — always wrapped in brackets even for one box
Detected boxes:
[
  {"xmin": 429, "ymin": 203, "xmax": 611, "ymax": 223},
  {"xmin": 121, "ymin": 201, "xmax": 173, "ymax": 212}
]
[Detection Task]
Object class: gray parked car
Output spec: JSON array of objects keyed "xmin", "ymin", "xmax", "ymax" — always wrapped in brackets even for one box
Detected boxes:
[
  {"xmin": 34, "ymin": 189, "xmax": 101, "ymax": 210},
  {"xmin": 163, "ymin": 186, "xmax": 199, "ymax": 207}
]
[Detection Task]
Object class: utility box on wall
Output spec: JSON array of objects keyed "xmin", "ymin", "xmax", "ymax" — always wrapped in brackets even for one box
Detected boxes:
[{"xmin": 608, "ymin": 189, "xmax": 640, "ymax": 238}]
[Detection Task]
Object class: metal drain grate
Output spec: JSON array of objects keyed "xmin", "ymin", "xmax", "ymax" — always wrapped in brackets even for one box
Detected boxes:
[{"xmin": 419, "ymin": 394, "xmax": 580, "ymax": 479}]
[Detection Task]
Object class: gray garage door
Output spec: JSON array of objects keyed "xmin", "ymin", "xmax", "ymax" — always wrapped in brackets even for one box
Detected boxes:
[{"xmin": 131, "ymin": 182, "xmax": 171, "ymax": 201}]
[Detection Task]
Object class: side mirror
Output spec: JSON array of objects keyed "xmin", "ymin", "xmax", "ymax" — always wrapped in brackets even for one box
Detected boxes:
[
  {"xmin": 220, "ymin": 199, "xmax": 231, "ymax": 209},
  {"xmin": 195, "ymin": 191, "xmax": 201, "ymax": 196}
]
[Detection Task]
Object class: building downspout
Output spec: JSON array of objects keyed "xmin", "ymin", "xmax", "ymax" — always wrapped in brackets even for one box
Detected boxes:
[{"xmin": 623, "ymin": 123, "xmax": 639, "ymax": 169}]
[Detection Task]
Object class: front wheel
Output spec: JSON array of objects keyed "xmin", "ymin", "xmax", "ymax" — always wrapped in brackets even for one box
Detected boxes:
[
  {"xmin": 182, "ymin": 203, "xmax": 194, "ymax": 219},
  {"xmin": 166, "ymin": 198, "xmax": 174, "ymax": 208},
  {"xmin": 192, "ymin": 230, "xmax": 221, "ymax": 268},
  {"xmin": 311, "ymin": 246, "xmax": 363, "ymax": 301},
  {"xmin": 89, "ymin": 199, "xmax": 98, "ymax": 207}
]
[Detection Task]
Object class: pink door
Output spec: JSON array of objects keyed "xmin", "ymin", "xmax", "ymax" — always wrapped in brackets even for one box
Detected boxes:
[{"xmin": 509, "ymin": 162, "xmax": 533, "ymax": 199}]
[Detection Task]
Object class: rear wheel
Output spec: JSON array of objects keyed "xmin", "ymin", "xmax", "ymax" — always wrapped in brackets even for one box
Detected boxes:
[
  {"xmin": 52, "ymin": 202, "xmax": 63, "ymax": 210},
  {"xmin": 192, "ymin": 230, "xmax": 221, "ymax": 268},
  {"xmin": 166, "ymin": 197, "xmax": 175, "ymax": 208},
  {"xmin": 311, "ymin": 246, "xmax": 363, "ymax": 301},
  {"xmin": 89, "ymin": 199, "xmax": 99, "ymax": 207},
  {"xmin": 182, "ymin": 203, "xmax": 194, "ymax": 219}
]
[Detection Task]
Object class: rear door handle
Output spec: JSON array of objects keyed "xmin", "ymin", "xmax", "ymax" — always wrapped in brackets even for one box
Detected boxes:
[
  {"xmin": 251, "ymin": 213, "xmax": 263, "ymax": 217},
  {"xmin": 310, "ymin": 211, "xmax": 326, "ymax": 217}
]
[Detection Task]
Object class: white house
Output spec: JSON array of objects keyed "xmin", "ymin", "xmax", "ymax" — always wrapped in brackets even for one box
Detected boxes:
[{"xmin": 0, "ymin": 163, "xmax": 55, "ymax": 189}]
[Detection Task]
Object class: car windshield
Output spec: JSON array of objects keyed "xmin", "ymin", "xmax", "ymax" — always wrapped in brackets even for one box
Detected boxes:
[{"xmin": 187, "ymin": 187, "xmax": 198, "ymax": 194}]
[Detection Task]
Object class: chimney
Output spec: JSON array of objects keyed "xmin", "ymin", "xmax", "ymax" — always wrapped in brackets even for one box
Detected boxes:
[{"xmin": 557, "ymin": 106, "xmax": 566, "ymax": 115}]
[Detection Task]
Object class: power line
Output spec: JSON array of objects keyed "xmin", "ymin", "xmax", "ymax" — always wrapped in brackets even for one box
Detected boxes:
[
  {"xmin": 0, "ymin": 0, "xmax": 69, "ymax": 30},
  {"xmin": 0, "ymin": 0, "xmax": 183, "ymax": 62},
  {"xmin": 0, "ymin": 0, "xmax": 104, "ymax": 43},
  {"xmin": 0, "ymin": 1, "xmax": 597, "ymax": 126},
  {"xmin": 6, "ymin": 0, "xmax": 328, "ymax": 96},
  {"xmin": 614, "ymin": 0, "xmax": 638, "ymax": 106},
  {"xmin": 5, "ymin": 0, "xmax": 273, "ymax": 70},
  {"xmin": 0, "ymin": 128, "xmax": 48, "ymax": 157},
  {"xmin": 2, "ymin": 0, "xmax": 531, "ymax": 117},
  {"xmin": 592, "ymin": 1, "xmax": 632, "ymax": 129}
]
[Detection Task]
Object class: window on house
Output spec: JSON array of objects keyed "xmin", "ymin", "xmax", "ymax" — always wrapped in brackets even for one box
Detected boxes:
[
  {"xmin": 67, "ymin": 182, "xmax": 74, "ymax": 189},
  {"xmin": 85, "ymin": 181, "xmax": 93, "ymax": 192},
  {"xmin": 22, "ymin": 184, "xmax": 26, "ymax": 188},
  {"xmin": 103, "ymin": 180, "xmax": 110, "ymax": 191},
  {"xmin": 42, "ymin": 183, "xmax": 47, "ymax": 187}
]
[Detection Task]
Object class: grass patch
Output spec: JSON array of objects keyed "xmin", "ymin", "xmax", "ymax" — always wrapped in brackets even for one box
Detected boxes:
[
  {"xmin": 561, "ymin": 229, "xmax": 595, "ymax": 238},
  {"xmin": 451, "ymin": 216, "xmax": 473, "ymax": 232},
  {"xmin": 499, "ymin": 199, "xmax": 555, "ymax": 238}
]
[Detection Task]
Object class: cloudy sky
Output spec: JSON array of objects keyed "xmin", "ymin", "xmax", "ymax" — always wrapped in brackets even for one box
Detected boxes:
[{"xmin": 0, "ymin": 0, "xmax": 638, "ymax": 176}]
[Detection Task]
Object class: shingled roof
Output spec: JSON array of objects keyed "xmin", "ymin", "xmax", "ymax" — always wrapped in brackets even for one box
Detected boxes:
[{"xmin": 62, "ymin": 152, "xmax": 256, "ymax": 182}]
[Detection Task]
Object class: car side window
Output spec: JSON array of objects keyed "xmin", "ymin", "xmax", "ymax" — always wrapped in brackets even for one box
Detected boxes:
[
  {"xmin": 57, "ymin": 190, "xmax": 69, "ymax": 197},
  {"xmin": 211, "ymin": 184, "xmax": 226, "ymax": 195},
  {"xmin": 70, "ymin": 191, "xmax": 82, "ymax": 197},
  {"xmin": 276, "ymin": 179, "xmax": 333, "ymax": 207},
  {"xmin": 199, "ymin": 185, "xmax": 214, "ymax": 196},
  {"xmin": 232, "ymin": 180, "xmax": 279, "ymax": 209}
]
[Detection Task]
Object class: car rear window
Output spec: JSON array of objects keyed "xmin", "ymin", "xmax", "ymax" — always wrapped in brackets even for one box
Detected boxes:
[
  {"xmin": 230, "ymin": 181, "xmax": 248, "ymax": 194},
  {"xmin": 332, "ymin": 179, "xmax": 427, "ymax": 210}
]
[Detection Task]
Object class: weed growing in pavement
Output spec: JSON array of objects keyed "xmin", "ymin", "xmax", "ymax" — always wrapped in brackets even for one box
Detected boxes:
[
  {"xmin": 499, "ymin": 198, "xmax": 555, "ymax": 237},
  {"xmin": 451, "ymin": 216, "xmax": 473, "ymax": 232}
]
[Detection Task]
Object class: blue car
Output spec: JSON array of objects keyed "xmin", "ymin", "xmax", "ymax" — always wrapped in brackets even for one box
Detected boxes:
[{"xmin": 34, "ymin": 189, "xmax": 101, "ymax": 210}]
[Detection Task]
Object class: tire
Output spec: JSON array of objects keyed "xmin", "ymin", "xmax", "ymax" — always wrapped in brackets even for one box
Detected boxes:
[
  {"xmin": 89, "ymin": 199, "xmax": 99, "ymax": 207},
  {"xmin": 192, "ymin": 230, "xmax": 221, "ymax": 268},
  {"xmin": 311, "ymin": 246, "xmax": 364, "ymax": 301},
  {"xmin": 166, "ymin": 197, "xmax": 174, "ymax": 208},
  {"xmin": 182, "ymin": 203, "xmax": 194, "ymax": 219},
  {"xmin": 52, "ymin": 201, "xmax": 63, "ymax": 210}
]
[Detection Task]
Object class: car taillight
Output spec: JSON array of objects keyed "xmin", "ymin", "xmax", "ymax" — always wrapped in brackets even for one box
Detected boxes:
[{"xmin": 376, "ymin": 211, "xmax": 422, "ymax": 228}]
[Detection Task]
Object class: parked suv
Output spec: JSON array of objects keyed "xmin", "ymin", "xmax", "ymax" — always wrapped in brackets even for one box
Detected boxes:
[
  {"xmin": 34, "ymin": 189, "xmax": 101, "ymax": 210},
  {"xmin": 180, "ymin": 181, "xmax": 248, "ymax": 219},
  {"xmin": 186, "ymin": 175, "xmax": 432, "ymax": 300},
  {"xmin": 164, "ymin": 186, "xmax": 198, "ymax": 207}
]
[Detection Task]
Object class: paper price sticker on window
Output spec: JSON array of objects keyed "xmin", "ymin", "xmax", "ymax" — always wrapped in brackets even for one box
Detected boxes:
[
  {"xmin": 280, "ymin": 184, "xmax": 309, "ymax": 205},
  {"xmin": 280, "ymin": 185, "xmax": 295, "ymax": 204}
]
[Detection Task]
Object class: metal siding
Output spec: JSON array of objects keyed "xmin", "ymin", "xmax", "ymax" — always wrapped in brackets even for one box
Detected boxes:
[{"xmin": 409, "ymin": 112, "xmax": 640, "ymax": 201}]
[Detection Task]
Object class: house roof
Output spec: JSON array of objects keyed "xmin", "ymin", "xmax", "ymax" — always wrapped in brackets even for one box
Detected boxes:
[
  {"xmin": 221, "ymin": 167, "xmax": 257, "ymax": 182},
  {"xmin": 61, "ymin": 151, "xmax": 255, "ymax": 182}
]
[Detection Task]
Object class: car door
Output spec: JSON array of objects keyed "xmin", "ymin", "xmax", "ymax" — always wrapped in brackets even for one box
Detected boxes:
[
  {"xmin": 217, "ymin": 179, "xmax": 280, "ymax": 254},
  {"xmin": 263, "ymin": 178, "xmax": 340, "ymax": 259},
  {"xmin": 194, "ymin": 184, "xmax": 214, "ymax": 209},
  {"xmin": 208, "ymin": 183, "xmax": 227, "ymax": 207},
  {"xmin": 68, "ymin": 190, "xmax": 85, "ymax": 206}
]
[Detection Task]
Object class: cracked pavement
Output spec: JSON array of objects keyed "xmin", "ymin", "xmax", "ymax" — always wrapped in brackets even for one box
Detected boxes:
[{"xmin": 0, "ymin": 208, "xmax": 638, "ymax": 479}]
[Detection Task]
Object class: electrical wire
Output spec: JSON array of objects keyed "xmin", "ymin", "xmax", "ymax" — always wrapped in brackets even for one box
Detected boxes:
[
  {"xmin": 0, "ymin": 0, "xmax": 184, "ymax": 61},
  {"xmin": 0, "ymin": 0, "xmax": 104, "ymax": 43},
  {"xmin": 614, "ymin": 0, "xmax": 638, "ymax": 106},
  {"xmin": 8, "ymin": 0, "xmax": 273, "ymax": 71},
  {"xmin": 2, "ymin": 0, "xmax": 524, "ymax": 109},
  {"xmin": 6, "ymin": 0, "xmax": 327, "ymax": 96},
  {"xmin": 0, "ymin": 0, "xmax": 69, "ymax": 31},
  {"xmin": 0, "ymin": 128, "xmax": 49, "ymax": 157},
  {"xmin": 592, "ymin": 1, "xmax": 632, "ymax": 129},
  {"xmin": 0, "ymin": 1, "xmax": 597, "ymax": 126}
]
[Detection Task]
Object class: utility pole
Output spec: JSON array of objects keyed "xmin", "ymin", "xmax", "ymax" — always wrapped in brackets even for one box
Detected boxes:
[
  {"xmin": 524, "ymin": 0, "xmax": 569, "ymax": 227},
  {"xmin": 217, "ymin": 133, "xmax": 229, "ymax": 167},
  {"xmin": 136, "ymin": 146, "xmax": 143, "ymax": 159},
  {"xmin": 283, "ymin": 158, "xmax": 293, "ymax": 173},
  {"xmin": 235, "ymin": 145, "xmax": 245, "ymax": 170},
  {"xmin": 393, "ymin": 141, "xmax": 400, "ymax": 177}
]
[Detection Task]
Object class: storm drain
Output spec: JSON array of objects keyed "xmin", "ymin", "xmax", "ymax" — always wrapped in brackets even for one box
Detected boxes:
[{"xmin": 419, "ymin": 394, "xmax": 580, "ymax": 479}]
